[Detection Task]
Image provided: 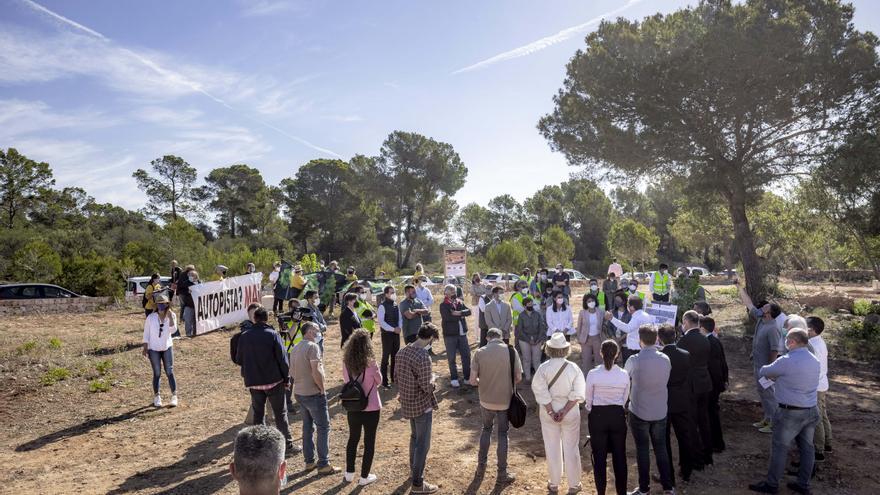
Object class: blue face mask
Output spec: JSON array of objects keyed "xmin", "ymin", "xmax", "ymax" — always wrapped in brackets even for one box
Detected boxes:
[
  {"xmin": 157, "ymin": 303, "xmax": 169, "ymax": 312},
  {"xmin": 754, "ymin": 308, "xmax": 764, "ymax": 317}
]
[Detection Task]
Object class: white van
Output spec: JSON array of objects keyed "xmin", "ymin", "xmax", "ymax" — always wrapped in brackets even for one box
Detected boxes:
[{"xmin": 125, "ymin": 276, "xmax": 172, "ymax": 299}]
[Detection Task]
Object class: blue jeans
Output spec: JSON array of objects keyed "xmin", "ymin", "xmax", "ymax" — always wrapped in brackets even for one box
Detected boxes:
[
  {"xmin": 295, "ymin": 393, "xmax": 331, "ymax": 466},
  {"xmin": 478, "ymin": 407, "xmax": 509, "ymax": 472},
  {"xmin": 755, "ymin": 369, "xmax": 778, "ymax": 421},
  {"xmin": 148, "ymin": 349, "xmax": 176, "ymax": 395},
  {"xmin": 409, "ymin": 410, "xmax": 433, "ymax": 487},
  {"xmin": 183, "ymin": 306, "xmax": 196, "ymax": 337},
  {"xmin": 629, "ymin": 413, "xmax": 673, "ymax": 492},
  {"xmin": 443, "ymin": 334, "xmax": 471, "ymax": 381},
  {"xmin": 766, "ymin": 406, "xmax": 819, "ymax": 490}
]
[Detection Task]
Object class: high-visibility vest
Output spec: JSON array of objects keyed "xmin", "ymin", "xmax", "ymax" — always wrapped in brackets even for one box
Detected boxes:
[
  {"xmin": 653, "ymin": 272, "xmax": 670, "ymax": 295},
  {"xmin": 282, "ymin": 321, "xmax": 303, "ymax": 350},
  {"xmin": 510, "ymin": 292, "xmax": 526, "ymax": 326},
  {"xmin": 521, "ymin": 275, "xmax": 534, "ymax": 288},
  {"xmin": 354, "ymin": 300, "xmax": 376, "ymax": 334},
  {"xmin": 588, "ymin": 290, "xmax": 606, "ymax": 308},
  {"xmin": 626, "ymin": 290, "xmax": 645, "ymax": 301}
]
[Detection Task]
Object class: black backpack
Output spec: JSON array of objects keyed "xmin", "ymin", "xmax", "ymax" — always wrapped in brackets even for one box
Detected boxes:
[
  {"xmin": 141, "ymin": 293, "xmax": 148, "ymax": 308},
  {"xmin": 339, "ymin": 370, "xmax": 372, "ymax": 412}
]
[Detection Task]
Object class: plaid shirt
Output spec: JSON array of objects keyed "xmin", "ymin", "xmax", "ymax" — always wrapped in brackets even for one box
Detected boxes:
[{"xmin": 395, "ymin": 343, "xmax": 437, "ymax": 419}]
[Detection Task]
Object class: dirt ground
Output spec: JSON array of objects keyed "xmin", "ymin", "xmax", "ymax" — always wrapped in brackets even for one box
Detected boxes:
[{"xmin": 1, "ymin": 283, "xmax": 878, "ymax": 495}]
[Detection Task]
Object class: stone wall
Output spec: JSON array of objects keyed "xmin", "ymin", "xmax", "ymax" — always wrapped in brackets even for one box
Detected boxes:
[
  {"xmin": 782, "ymin": 270, "xmax": 876, "ymax": 283},
  {"xmin": 0, "ymin": 296, "xmax": 115, "ymax": 316}
]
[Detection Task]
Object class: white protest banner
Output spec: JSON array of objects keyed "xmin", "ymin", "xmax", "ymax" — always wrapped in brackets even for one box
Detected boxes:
[
  {"xmin": 645, "ymin": 301, "xmax": 678, "ymax": 327},
  {"xmin": 444, "ymin": 247, "xmax": 467, "ymax": 278},
  {"xmin": 191, "ymin": 273, "xmax": 263, "ymax": 335}
]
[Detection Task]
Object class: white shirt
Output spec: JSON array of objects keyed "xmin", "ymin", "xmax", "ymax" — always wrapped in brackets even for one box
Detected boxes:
[
  {"xmin": 415, "ymin": 285, "xmax": 434, "ymax": 308},
  {"xmin": 584, "ymin": 364, "xmax": 630, "ymax": 411},
  {"xmin": 611, "ymin": 309, "xmax": 655, "ymax": 350},
  {"xmin": 608, "ymin": 262, "xmax": 623, "ymax": 278},
  {"xmin": 478, "ymin": 295, "xmax": 487, "ymax": 315},
  {"xmin": 578, "ymin": 309, "xmax": 603, "ymax": 338},
  {"xmin": 531, "ymin": 358, "xmax": 586, "ymax": 410},
  {"xmin": 809, "ymin": 335, "xmax": 829, "ymax": 392},
  {"xmin": 545, "ymin": 305, "xmax": 575, "ymax": 336},
  {"xmin": 268, "ymin": 269, "xmax": 279, "ymax": 284},
  {"xmin": 377, "ymin": 304, "xmax": 403, "ymax": 332},
  {"xmin": 143, "ymin": 311, "xmax": 177, "ymax": 351}
]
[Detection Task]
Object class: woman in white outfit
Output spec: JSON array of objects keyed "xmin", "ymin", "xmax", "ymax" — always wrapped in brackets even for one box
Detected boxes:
[
  {"xmin": 577, "ymin": 293, "xmax": 604, "ymax": 374},
  {"xmin": 546, "ymin": 291, "xmax": 575, "ymax": 341},
  {"xmin": 532, "ymin": 332, "xmax": 586, "ymax": 494}
]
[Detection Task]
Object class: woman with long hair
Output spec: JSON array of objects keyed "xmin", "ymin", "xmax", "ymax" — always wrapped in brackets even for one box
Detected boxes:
[
  {"xmin": 546, "ymin": 290, "xmax": 575, "ymax": 342},
  {"xmin": 341, "ymin": 329, "xmax": 382, "ymax": 486},
  {"xmin": 585, "ymin": 339, "xmax": 630, "ymax": 495},
  {"xmin": 142, "ymin": 293, "xmax": 178, "ymax": 407}
]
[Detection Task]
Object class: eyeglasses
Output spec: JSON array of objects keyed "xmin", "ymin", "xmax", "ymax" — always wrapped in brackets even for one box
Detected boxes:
[{"xmin": 158, "ymin": 322, "xmax": 165, "ymax": 337}]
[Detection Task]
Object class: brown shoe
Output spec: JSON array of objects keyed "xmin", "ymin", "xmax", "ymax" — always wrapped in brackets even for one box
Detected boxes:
[
  {"xmin": 412, "ymin": 481, "xmax": 439, "ymax": 493},
  {"xmin": 317, "ymin": 465, "xmax": 341, "ymax": 476}
]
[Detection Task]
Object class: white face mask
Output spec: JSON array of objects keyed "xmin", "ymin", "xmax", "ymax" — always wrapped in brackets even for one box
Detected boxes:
[
  {"xmin": 661, "ymin": 269, "xmax": 667, "ymax": 274},
  {"xmin": 387, "ymin": 294, "xmax": 396, "ymax": 301},
  {"xmin": 587, "ymin": 301, "xmax": 596, "ymax": 309},
  {"xmin": 555, "ymin": 298, "xmax": 564, "ymax": 305},
  {"xmin": 629, "ymin": 285, "xmax": 637, "ymax": 292},
  {"xmin": 358, "ymin": 293, "xmax": 366, "ymax": 300},
  {"xmin": 590, "ymin": 284, "xmax": 598, "ymax": 291},
  {"xmin": 520, "ymin": 288, "xmax": 528, "ymax": 294},
  {"xmin": 540, "ymin": 274, "xmax": 547, "ymax": 280}
]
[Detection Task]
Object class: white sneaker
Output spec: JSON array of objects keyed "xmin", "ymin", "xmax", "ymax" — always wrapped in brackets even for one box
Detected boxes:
[
  {"xmin": 358, "ymin": 474, "xmax": 378, "ymax": 486},
  {"xmin": 343, "ymin": 472, "xmax": 355, "ymax": 483},
  {"xmin": 451, "ymin": 379, "xmax": 460, "ymax": 388},
  {"xmin": 153, "ymin": 395, "xmax": 162, "ymax": 407},
  {"xmin": 170, "ymin": 394, "xmax": 178, "ymax": 407}
]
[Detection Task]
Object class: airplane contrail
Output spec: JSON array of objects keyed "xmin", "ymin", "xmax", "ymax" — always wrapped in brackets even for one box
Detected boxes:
[
  {"xmin": 18, "ymin": 0, "xmax": 342, "ymax": 158},
  {"xmin": 452, "ymin": 0, "xmax": 643, "ymax": 75}
]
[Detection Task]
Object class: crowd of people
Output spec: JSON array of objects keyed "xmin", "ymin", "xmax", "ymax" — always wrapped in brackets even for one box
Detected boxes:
[{"xmin": 140, "ymin": 258, "xmax": 832, "ymax": 495}]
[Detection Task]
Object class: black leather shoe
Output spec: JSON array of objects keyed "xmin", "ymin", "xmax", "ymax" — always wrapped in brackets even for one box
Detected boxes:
[
  {"xmin": 786, "ymin": 481, "xmax": 811, "ymax": 494},
  {"xmin": 748, "ymin": 481, "xmax": 778, "ymax": 493},
  {"xmin": 824, "ymin": 445, "xmax": 833, "ymax": 453}
]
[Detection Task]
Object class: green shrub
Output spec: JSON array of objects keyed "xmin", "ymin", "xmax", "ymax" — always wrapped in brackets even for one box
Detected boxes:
[
  {"xmin": 16, "ymin": 341, "xmax": 38, "ymax": 354},
  {"xmin": 853, "ymin": 299, "xmax": 880, "ymax": 316},
  {"xmin": 840, "ymin": 320, "xmax": 880, "ymax": 359},
  {"xmin": 41, "ymin": 367, "xmax": 70, "ymax": 386},
  {"xmin": 88, "ymin": 378, "xmax": 112, "ymax": 393},
  {"xmin": 95, "ymin": 359, "xmax": 113, "ymax": 376},
  {"xmin": 714, "ymin": 286, "xmax": 738, "ymax": 297},
  {"xmin": 48, "ymin": 337, "xmax": 62, "ymax": 349}
]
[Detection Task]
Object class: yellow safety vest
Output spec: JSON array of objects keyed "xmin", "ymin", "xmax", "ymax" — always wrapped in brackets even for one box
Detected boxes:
[
  {"xmin": 355, "ymin": 300, "xmax": 376, "ymax": 334},
  {"xmin": 653, "ymin": 273, "xmax": 670, "ymax": 295}
]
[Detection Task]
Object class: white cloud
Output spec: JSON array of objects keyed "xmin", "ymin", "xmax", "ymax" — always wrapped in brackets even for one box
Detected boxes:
[
  {"xmin": 132, "ymin": 106, "xmax": 204, "ymax": 127},
  {"xmin": 238, "ymin": 0, "xmax": 299, "ymax": 17},
  {"xmin": 0, "ymin": 99, "xmax": 117, "ymax": 137},
  {"xmin": 1, "ymin": 1, "xmax": 340, "ymax": 157},
  {"xmin": 321, "ymin": 114, "xmax": 364, "ymax": 123},
  {"xmin": 452, "ymin": 0, "xmax": 643, "ymax": 75}
]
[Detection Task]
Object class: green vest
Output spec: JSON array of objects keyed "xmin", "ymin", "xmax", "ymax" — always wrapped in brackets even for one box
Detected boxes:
[
  {"xmin": 282, "ymin": 321, "xmax": 303, "ymax": 350},
  {"xmin": 653, "ymin": 272, "xmax": 670, "ymax": 295},
  {"xmin": 510, "ymin": 292, "xmax": 526, "ymax": 326},
  {"xmin": 355, "ymin": 300, "xmax": 376, "ymax": 333},
  {"xmin": 626, "ymin": 290, "xmax": 645, "ymax": 301},
  {"xmin": 589, "ymin": 290, "xmax": 606, "ymax": 308}
]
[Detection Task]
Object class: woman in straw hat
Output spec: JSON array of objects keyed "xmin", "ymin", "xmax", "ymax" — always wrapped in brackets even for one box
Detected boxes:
[
  {"xmin": 531, "ymin": 332, "xmax": 586, "ymax": 494},
  {"xmin": 142, "ymin": 292, "xmax": 179, "ymax": 408}
]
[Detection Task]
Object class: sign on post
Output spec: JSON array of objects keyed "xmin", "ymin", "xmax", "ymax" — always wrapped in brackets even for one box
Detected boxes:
[
  {"xmin": 190, "ymin": 273, "xmax": 263, "ymax": 335},
  {"xmin": 444, "ymin": 247, "xmax": 467, "ymax": 278},
  {"xmin": 645, "ymin": 301, "xmax": 678, "ymax": 327}
]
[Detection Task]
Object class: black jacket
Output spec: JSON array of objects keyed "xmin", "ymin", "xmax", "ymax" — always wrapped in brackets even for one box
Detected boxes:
[
  {"xmin": 707, "ymin": 334, "xmax": 729, "ymax": 393},
  {"xmin": 661, "ymin": 344, "xmax": 693, "ymax": 414},
  {"xmin": 235, "ymin": 322, "xmax": 289, "ymax": 388},
  {"xmin": 439, "ymin": 298, "xmax": 472, "ymax": 337},
  {"xmin": 339, "ymin": 306, "xmax": 362, "ymax": 347},
  {"xmin": 678, "ymin": 328, "xmax": 713, "ymax": 394}
]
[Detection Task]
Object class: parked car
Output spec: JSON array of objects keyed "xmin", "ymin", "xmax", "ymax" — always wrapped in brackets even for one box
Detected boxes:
[
  {"xmin": 0, "ymin": 283, "xmax": 81, "ymax": 299},
  {"xmin": 680, "ymin": 266, "xmax": 709, "ymax": 277},
  {"xmin": 564, "ymin": 269, "xmax": 588, "ymax": 281},
  {"xmin": 483, "ymin": 273, "xmax": 520, "ymax": 287},
  {"xmin": 125, "ymin": 276, "xmax": 172, "ymax": 299},
  {"xmin": 621, "ymin": 272, "xmax": 649, "ymax": 282}
]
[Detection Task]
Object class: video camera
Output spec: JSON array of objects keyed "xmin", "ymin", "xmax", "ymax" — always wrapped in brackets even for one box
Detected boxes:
[{"xmin": 277, "ymin": 307, "xmax": 315, "ymax": 345}]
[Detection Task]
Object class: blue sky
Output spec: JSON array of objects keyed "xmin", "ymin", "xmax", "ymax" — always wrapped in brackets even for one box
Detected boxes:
[{"xmin": 1, "ymin": 0, "xmax": 878, "ymax": 211}]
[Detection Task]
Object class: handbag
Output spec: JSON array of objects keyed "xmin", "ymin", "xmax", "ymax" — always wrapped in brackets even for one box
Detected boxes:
[{"xmin": 507, "ymin": 346, "xmax": 528, "ymax": 428}]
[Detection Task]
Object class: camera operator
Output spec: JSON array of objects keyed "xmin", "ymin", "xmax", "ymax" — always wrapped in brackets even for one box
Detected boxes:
[{"xmin": 276, "ymin": 302, "xmax": 318, "ymax": 415}]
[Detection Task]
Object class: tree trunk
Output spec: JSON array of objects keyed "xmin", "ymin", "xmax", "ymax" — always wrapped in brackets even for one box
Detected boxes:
[
  {"xmin": 726, "ymin": 184, "xmax": 768, "ymax": 300},
  {"xmin": 850, "ymin": 227, "xmax": 880, "ymax": 281}
]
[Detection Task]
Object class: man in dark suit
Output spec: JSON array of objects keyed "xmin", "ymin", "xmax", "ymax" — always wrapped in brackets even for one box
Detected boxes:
[
  {"xmin": 659, "ymin": 323, "xmax": 701, "ymax": 483},
  {"xmin": 678, "ymin": 310, "xmax": 714, "ymax": 466},
  {"xmin": 701, "ymin": 316, "xmax": 728, "ymax": 453}
]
